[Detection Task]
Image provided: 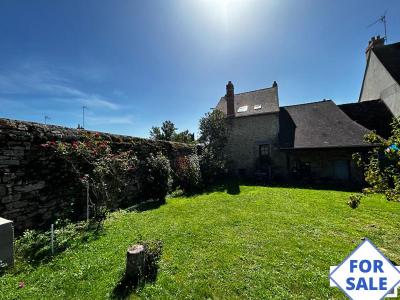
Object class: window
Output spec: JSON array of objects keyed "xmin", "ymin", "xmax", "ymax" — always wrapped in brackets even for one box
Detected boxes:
[
  {"xmin": 237, "ymin": 105, "xmax": 248, "ymax": 113},
  {"xmin": 254, "ymin": 104, "xmax": 262, "ymax": 110},
  {"xmin": 259, "ymin": 144, "xmax": 270, "ymax": 158},
  {"xmin": 295, "ymin": 161, "xmax": 311, "ymax": 173}
]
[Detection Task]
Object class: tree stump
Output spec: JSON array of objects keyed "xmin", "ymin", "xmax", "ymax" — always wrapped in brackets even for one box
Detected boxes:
[{"xmin": 125, "ymin": 244, "xmax": 145, "ymax": 286}]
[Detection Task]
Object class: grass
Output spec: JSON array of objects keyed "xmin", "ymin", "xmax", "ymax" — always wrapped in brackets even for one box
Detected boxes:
[{"xmin": 1, "ymin": 185, "xmax": 400, "ymax": 299}]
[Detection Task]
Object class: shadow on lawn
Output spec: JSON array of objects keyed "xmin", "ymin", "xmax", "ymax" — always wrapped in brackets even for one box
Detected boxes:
[
  {"xmin": 126, "ymin": 199, "xmax": 166, "ymax": 213},
  {"xmin": 111, "ymin": 268, "xmax": 159, "ymax": 300},
  {"xmin": 204, "ymin": 177, "xmax": 361, "ymax": 194},
  {"xmin": 267, "ymin": 181, "xmax": 362, "ymax": 193},
  {"xmin": 203, "ymin": 178, "xmax": 241, "ymax": 195},
  {"xmin": 126, "ymin": 177, "xmax": 358, "ymax": 216}
]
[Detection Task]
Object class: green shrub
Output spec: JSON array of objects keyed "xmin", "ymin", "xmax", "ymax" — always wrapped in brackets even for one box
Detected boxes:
[
  {"xmin": 16, "ymin": 230, "xmax": 52, "ymax": 263},
  {"xmin": 198, "ymin": 110, "xmax": 229, "ymax": 183},
  {"xmin": 43, "ymin": 132, "xmax": 138, "ymax": 210},
  {"xmin": 142, "ymin": 240, "xmax": 163, "ymax": 282},
  {"xmin": 354, "ymin": 117, "xmax": 400, "ymax": 202},
  {"xmin": 174, "ymin": 155, "xmax": 202, "ymax": 193},
  {"xmin": 199, "ymin": 149, "xmax": 227, "ymax": 184},
  {"xmin": 0, "ymin": 260, "xmax": 7, "ymax": 276},
  {"xmin": 137, "ymin": 153, "xmax": 172, "ymax": 201},
  {"xmin": 347, "ymin": 194, "xmax": 362, "ymax": 209},
  {"xmin": 15, "ymin": 220, "xmax": 98, "ymax": 263}
]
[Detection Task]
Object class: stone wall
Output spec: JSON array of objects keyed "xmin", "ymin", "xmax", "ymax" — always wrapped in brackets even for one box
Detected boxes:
[
  {"xmin": 284, "ymin": 148, "xmax": 367, "ymax": 184},
  {"xmin": 0, "ymin": 118, "xmax": 195, "ymax": 233}
]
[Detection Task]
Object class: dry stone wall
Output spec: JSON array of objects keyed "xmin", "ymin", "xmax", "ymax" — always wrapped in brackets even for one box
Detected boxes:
[{"xmin": 0, "ymin": 118, "xmax": 195, "ymax": 233}]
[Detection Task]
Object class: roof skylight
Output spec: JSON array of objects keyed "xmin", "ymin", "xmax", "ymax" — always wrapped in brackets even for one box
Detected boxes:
[
  {"xmin": 237, "ymin": 105, "xmax": 248, "ymax": 113},
  {"xmin": 254, "ymin": 104, "xmax": 262, "ymax": 110}
]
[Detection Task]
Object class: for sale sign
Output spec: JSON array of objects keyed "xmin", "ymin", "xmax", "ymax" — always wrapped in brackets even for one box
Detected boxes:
[{"xmin": 330, "ymin": 239, "xmax": 400, "ymax": 300}]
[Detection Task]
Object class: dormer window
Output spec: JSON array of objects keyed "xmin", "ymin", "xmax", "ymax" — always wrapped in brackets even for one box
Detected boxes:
[
  {"xmin": 254, "ymin": 104, "xmax": 262, "ymax": 110},
  {"xmin": 237, "ymin": 105, "xmax": 248, "ymax": 113}
]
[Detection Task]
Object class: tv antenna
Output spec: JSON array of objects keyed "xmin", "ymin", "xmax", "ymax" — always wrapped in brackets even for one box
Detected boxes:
[
  {"xmin": 44, "ymin": 115, "xmax": 51, "ymax": 125},
  {"xmin": 82, "ymin": 105, "xmax": 87, "ymax": 129},
  {"xmin": 367, "ymin": 11, "xmax": 387, "ymax": 41}
]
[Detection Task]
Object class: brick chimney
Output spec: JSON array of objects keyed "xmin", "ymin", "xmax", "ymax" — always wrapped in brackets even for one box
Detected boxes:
[
  {"xmin": 365, "ymin": 35, "xmax": 385, "ymax": 57},
  {"xmin": 226, "ymin": 81, "xmax": 235, "ymax": 117}
]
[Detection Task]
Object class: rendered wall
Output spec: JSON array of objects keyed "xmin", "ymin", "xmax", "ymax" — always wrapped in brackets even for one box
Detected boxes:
[{"xmin": 360, "ymin": 51, "xmax": 400, "ymax": 116}]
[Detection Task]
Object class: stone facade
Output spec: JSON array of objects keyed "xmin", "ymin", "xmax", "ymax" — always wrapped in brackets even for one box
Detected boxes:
[
  {"xmin": 225, "ymin": 112, "xmax": 366, "ymax": 183},
  {"xmin": 0, "ymin": 118, "xmax": 195, "ymax": 233},
  {"xmin": 218, "ymin": 82, "xmax": 374, "ymax": 183},
  {"xmin": 284, "ymin": 148, "xmax": 366, "ymax": 184},
  {"xmin": 225, "ymin": 113, "xmax": 286, "ymax": 177}
]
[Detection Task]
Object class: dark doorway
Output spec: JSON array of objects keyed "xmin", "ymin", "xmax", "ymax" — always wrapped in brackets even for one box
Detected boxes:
[{"xmin": 333, "ymin": 160, "xmax": 350, "ymax": 180}]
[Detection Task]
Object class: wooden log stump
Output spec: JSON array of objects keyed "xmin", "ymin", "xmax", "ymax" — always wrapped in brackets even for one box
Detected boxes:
[{"xmin": 125, "ymin": 244, "xmax": 145, "ymax": 286}]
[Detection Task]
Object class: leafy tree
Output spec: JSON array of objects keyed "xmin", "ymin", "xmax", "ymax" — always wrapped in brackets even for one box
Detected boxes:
[
  {"xmin": 161, "ymin": 120, "xmax": 177, "ymax": 141},
  {"xmin": 353, "ymin": 117, "xmax": 400, "ymax": 203},
  {"xmin": 174, "ymin": 130, "xmax": 195, "ymax": 143},
  {"xmin": 150, "ymin": 121, "xmax": 176, "ymax": 141},
  {"xmin": 198, "ymin": 110, "xmax": 229, "ymax": 182},
  {"xmin": 149, "ymin": 126, "xmax": 163, "ymax": 140},
  {"xmin": 199, "ymin": 110, "xmax": 228, "ymax": 155},
  {"xmin": 150, "ymin": 120, "xmax": 194, "ymax": 143}
]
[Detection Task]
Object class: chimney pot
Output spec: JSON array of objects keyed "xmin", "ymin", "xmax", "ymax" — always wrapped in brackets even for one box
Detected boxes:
[{"xmin": 365, "ymin": 36, "xmax": 385, "ymax": 55}]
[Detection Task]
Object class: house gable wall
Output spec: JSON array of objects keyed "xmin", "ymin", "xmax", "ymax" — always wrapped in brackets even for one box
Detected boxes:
[
  {"xmin": 360, "ymin": 51, "xmax": 400, "ymax": 116},
  {"xmin": 225, "ymin": 113, "xmax": 285, "ymax": 176}
]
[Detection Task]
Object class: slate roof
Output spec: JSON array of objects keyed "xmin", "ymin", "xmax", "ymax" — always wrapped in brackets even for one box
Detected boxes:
[
  {"xmin": 339, "ymin": 99, "xmax": 394, "ymax": 138},
  {"xmin": 279, "ymin": 100, "xmax": 372, "ymax": 149},
  {"xmin": 373, "ymin": 42, "xmax": 400, "ymax": 84},
  {"xmin": 216, "ymin": 86, "xmax": 279, "ymax": 117}
]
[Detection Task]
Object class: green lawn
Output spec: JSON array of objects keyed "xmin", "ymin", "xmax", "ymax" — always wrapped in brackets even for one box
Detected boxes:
[{"xmin": 1, "ymin": 185, "xmax": 400, "ymax": 299}]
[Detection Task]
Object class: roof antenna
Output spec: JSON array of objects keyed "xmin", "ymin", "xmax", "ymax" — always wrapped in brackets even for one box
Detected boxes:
[
  {"xmin": 82, "ymin": 105, "xmax": 87, "ymax": 129},
  {"xmin": 367, "ymin": 11, "xmax": 388, "ymax": 41}
]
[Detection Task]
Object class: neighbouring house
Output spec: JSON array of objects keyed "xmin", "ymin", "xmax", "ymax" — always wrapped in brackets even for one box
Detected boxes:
[
  {"xmin": 359, "ymin": 36, "xmax": 400, "ymax": 116},
  {"xmin": 216, "ymin": 38, "xmax": 396, "ymax": 184},
  {"xmin": 339, "ymin": 99, "xmax": 394, "ymax": 139}
]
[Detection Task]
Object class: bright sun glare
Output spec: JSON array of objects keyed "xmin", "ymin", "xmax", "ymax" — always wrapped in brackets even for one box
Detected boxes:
[{"xmin": 194, "ymin": 0, "xmax": 249, "ymax": 33}]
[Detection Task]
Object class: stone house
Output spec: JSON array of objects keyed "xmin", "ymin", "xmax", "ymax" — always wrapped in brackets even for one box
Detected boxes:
[
  {"xmin": 359, "ymin": 36, "xmax": 400, "ymax": 116},
  {"xmin": 216, "ymin": 81, "xmax": 285, "ymax": 178},
  {"xmin": 216, "ymin": 38, "xmax": 397, "ymax": 183}
]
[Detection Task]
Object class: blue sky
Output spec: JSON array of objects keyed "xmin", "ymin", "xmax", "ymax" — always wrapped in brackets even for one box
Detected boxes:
[{"xmin": 0, "ymin": 0, "xmax": 399, "ymax": 138}]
